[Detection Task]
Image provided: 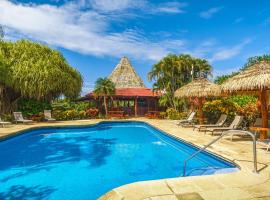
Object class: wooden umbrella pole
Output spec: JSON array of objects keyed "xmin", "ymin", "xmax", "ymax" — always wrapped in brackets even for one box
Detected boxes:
[
  {"xmin": 198, "ymin": 97, "xmax": 204, "ymax": 125},
  {"xmin": 260, "ymin": 89, "xmax": 268, "ymax": 139}
]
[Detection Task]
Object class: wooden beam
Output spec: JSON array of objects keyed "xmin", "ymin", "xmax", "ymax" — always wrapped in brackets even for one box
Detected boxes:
[
  {"xmin": 147, "ymin": 98, "xmax": 150, "ymax": 112},
  {"xmin": 198, "ymin": 97, "xmax": 204, "ymax": 125},
  {"xmin": 135, "ymin": 97, "xmax": 138, "ymax": 117},
  {"xmin": 260, "ymin": 89, "xmax": 268, "ymax": 139}
]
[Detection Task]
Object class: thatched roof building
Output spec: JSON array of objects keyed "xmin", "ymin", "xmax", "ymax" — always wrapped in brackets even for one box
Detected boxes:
[
  {"xmin": 108, "ymin": 57, "xmax": 146, "ymax": 88},
  {"xmin": 86, "ymin": 57, "xmax": 160, "ymax": 116},
  {"xmin": 175, "ymin": 78, "xmax": 221, "ymax": 124},
  {"xmin": 221, "ymin": 61, "xmax": 270, "ymax": 92},
  {"xmin": 175, "ymin": 78, "xmax": 221, "ymax": 98},
  {"xmin": 221, "ymin": 61, "xmax": 270, "ymax": 139}
]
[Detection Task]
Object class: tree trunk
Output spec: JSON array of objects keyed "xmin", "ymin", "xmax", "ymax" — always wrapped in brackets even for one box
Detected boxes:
[
  {"xmin": 103, "ymin": 96, "xmax": 108, "ymax": 116},
  {"xmin": 0, "ymin": 85, "xmax": 21, "ymax": 115}
]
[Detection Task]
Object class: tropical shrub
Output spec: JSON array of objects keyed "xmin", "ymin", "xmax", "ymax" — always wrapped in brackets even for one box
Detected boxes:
[
  {"xmin": 166, "ymin": 108, "xmax": 187, "ymax": 120},
  {"xmin": 227, "ymin": 95, "xmax": 257, "ymax": 107},
  {"xmin": 203, "ymin": 99, "xmax": 237, "ymax": 124},
  {"xmin": 1, "ymin": 114, "xmax": 12, "ymax": 122},
  {"xmin": 28, "ymin": 112, "xmax": 44, "ymax": 122},
  {"xmin": 86, "ymin": 108, "xmax": 99, "ymax": 118},
  {"xmin": 18, "ymin": 99, "xmax": 51, "ymax": 117},
  {"xmin": 159, "ymin": 112, "xmax": 167, "ymax": 119},
  {"xmin": 236, "ymin": 102, "xmax": 259, "ymax": 127},
  {"xmin": 0, "ymin": 39, "xmax": 82, "ymax": 115},
  {"xmin": 51, "ymin": 100, "xmax": 99, "ymax": 120}
]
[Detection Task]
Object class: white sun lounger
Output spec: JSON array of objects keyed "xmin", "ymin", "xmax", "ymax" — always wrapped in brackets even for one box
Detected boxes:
[
  {"xmin": 257, "ymin": 139, "xmax": 270, "ymax": 151},
  {"xmin": 44, "ymin": 110, "xmax": 56, "ymax": 122},
  {"xmin": 205, "ymin": 115, "xmax": 244, "ymax": 135},
  {"xmin": 177, "ymin": 112, "xmax": 196, "ymax": 126},
  {"xmin": 0, "ymin": 117, "xmax": 11, "ymax": 127},
  {"xmin": 13, "ymin": 112, "xmax": 33, "ymax": 124},
  {"xmin": 193, "ymin": 114, "xmax": 227, "ymax": 131}
]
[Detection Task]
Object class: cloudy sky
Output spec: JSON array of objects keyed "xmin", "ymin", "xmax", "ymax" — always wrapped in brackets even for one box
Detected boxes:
[{"xmin": 1, "ymin": 0, "xmax": 270, "ymax": 94}]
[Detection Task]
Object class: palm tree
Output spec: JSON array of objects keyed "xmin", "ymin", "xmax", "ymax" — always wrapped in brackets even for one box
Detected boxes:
[
  {"xmin": 94, "ymin": 78, "xmax": 115, "ymax": 116},
  {"xmin": 148, "ymin": 54, "xmax": 212, "ymax": 110}
]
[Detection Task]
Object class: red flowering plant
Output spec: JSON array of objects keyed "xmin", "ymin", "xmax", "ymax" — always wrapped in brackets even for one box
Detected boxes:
[
  {"xmin": 236, "ymin": 102, "xmax": 259, "ymax": 127},
  {"xmin": 85, "ymin": 108, "xmax": 99, "ymax": 118}
]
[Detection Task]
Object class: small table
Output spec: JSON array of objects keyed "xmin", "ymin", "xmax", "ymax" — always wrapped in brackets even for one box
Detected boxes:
[{"xmin": 249, "ymin": 127, "xmax": 270, "ymax": 139}]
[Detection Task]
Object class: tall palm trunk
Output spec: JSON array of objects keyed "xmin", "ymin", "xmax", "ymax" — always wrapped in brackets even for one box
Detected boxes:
[{"xmin": 103, "ymin": 96, "xmax": 108, "ymax": 116}]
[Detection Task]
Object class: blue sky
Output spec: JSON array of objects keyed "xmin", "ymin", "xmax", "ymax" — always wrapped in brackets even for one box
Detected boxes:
[{"xmin": 1, "ymin": 0, "xmax": 270, "ymax": 95}]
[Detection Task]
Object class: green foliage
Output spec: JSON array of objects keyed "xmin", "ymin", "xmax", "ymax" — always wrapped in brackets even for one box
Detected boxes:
[
  {"xmin": 166, "ymin": 108, "xmax": 188, "ymax": 120},
  {"xmin": 1, "ymin": 114, "xmax": 12, "ymax": 122},
  {"xmin": 18, "ymin": 99, "xmax": 51, "ymax": 117},
  {"xmin": 0, "ymin": 39, "xmax": 83, "ymax": 114},
  {"xmin": 148, "ymin": 54, "xmax": 212, "ymax": 110},
  {"xmin": 51, "ymin": 100, "xmax": 98, "ymax": 120},
  {"xmin": 243, "ymin": 55, "xmax": 270, "ymax": 69},
  {"xmin": 203, "ymin": 96, "xmax": 258, "ymax": 125},
  {"xmin": 52, "ymin": 100, "xmax": 90, "ymax": 112},
  {"xmin": 227, "ymin": 95, "xmax": 257, "ymax": 107},
  {"xmin": 94, "ymin": 77, "xmax": 115, "ymax": 116},
  {"xmin": 159, "ymin": 111, "xmax": 167, "ymax": 119},
  {"xmin": 0, "ymin": 26, "xmax": 3, "ymax": 40},
  {"xmin": 215, "ymin": 55, "xmax": 270, "ymax": 85},
  {"xmin": 236, "ymin": 102, "xmax": 259, "ymax": 126},
  {"xmin": 203, "ymin": 99, "xmax": 237, "ymax": 124},
  {"xmin": 94, "ymin": 78, "xmax": 115, "ymax": 96},
  {"xmin": 214, "ymin": 72, "xmax": 238, "ymax": 85}
]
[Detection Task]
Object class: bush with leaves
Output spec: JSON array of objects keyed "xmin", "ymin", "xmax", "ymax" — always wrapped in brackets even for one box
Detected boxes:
[
  {"xmin": 166, "ymin": 108, "xmax": 188, "ymax": 120},
  {"xmin": 203, "ymin": 99, "xmax": 237, "ymax": 124},
  {"xmin": 236, "ymin": 102, "xmax": 259, "ymax": 127},
  {"xmin": 0, "ymin": 39, "xmax": 82, "ymax": 114},
  {"xmin": 227, "ymin": 95, "xmax": 257, "ymax": 107},
  {"xmin": 18, "ymin": 99, "xmax": 51, "ymax": 117},
  {"xmin": 52, "ymin": 99, "xmax": 99, "ymax": 120}
]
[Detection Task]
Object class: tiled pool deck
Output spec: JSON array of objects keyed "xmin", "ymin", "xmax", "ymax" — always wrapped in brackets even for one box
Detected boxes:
[{"xmin": 1, "ymin": 119, "xmax": 270, "ymax": 200}]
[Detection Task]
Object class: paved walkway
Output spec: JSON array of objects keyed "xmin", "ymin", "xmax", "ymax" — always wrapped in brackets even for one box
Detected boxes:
[{"xmin": 1, "ymin": 119, "xmax": 270, "ymax": 200}]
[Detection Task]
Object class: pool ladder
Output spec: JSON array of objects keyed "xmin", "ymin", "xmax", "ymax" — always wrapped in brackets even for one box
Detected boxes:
[{"xmin": 182, "ymin": 130, "xmax": 258, "ymax": 176}]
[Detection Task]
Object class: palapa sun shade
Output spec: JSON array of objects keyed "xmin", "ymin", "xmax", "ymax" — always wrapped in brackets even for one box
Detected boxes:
[
  {"xmin": 175, "ymin": 78, "xmax": 221, "ymax": 124},
  {"xmin": 221, "ymin": 61, "xmax": 270, "ymax": 139}
]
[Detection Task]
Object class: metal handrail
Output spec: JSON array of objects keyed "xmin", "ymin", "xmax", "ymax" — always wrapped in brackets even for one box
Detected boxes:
[{"xmin": 182, "ymin": 130, "xmax": 258, "ymax": 176}]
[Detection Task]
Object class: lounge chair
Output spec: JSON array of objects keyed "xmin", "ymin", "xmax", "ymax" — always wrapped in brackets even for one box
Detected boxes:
[
  {"xmin": 177, "ymin": 112, "xmax": 196, "ymax": 126},
  {"xmin": 193, "ymin": 114, "xmax": 227, "ymax": 131},
  {"xmin": 231, "ymin": 118, "xmax": 270, "ymax": 141},
  {"xmin": 13, "ymin": 112, "xmax": 33, "ymax": 124},
  {"xmin": 204, "ymin": 115, "xmax": 244, "ymax": 135},
  {"xmin": 44, "ymin": 110, "xmax": 56, "ymax": 122},
  {"xmin": 257, "ymin": 139, "xmax": 270, "ymax": 151},
  {"xmin": 0, "ymin": 117, "xmax": 11, "ymax": 127}
]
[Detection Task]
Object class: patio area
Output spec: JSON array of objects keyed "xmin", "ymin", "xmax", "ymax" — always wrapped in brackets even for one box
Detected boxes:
[{"xmin": 1, "ymin": 118, "xmax": 270, "ymax": 200}]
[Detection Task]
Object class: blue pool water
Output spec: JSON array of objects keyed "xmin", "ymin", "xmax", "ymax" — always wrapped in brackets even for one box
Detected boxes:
[{"xmin": 0, "ymin": 121, "xmax": 237, "ymax": 199}]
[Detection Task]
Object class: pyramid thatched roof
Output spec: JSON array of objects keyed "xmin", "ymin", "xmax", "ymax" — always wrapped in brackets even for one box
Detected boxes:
[
  {"xmin": 108, "ymin": 57, "xmax": 146, "ymax": 88},
  {"xmin": 175, "ymin": 78, "xmax": 221, "ymax": 98},
  {"xmin": 221, "ymin": 61, "xmax": 270, "ymax": 93}
]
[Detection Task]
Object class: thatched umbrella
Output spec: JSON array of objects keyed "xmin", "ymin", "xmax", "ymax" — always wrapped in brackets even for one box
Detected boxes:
[
  {"xmin": 221, "ymin": 61, "xmax": 270, "ymax": 139},
  {"xmin": 175, "ymin": 78, "xmax": 221, "ymax": 124}
]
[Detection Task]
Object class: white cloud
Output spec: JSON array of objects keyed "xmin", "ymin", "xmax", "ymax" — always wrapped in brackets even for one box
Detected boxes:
[
  {"xmin": 199, "ymin": 7, "xmax": 223, "ymax": 19},
  {"xmin": 0, "ymin": 0, "xmax": 185, "ymax": 61},
  {"xmin": 209, "ymin": 38, "xmax": 252, "ymax": 62},
  {"xmin": 80, "ymin": 0, "xmax": 186, "ymax": 14},
  {"xmin": 89, "ymin": 0, "xmax": 146, "ymax": 12}
]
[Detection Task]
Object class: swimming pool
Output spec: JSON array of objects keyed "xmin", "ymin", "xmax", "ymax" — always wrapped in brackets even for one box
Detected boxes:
[{"xmin": 0, "ymin": 121, "xmax": 237, "ymax": 199}]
